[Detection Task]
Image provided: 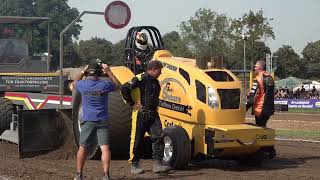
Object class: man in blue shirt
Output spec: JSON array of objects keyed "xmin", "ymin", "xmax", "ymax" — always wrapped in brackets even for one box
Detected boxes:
[{"xmin": 72, "ymin": 60, "xmax": 120, "ymax": 180}]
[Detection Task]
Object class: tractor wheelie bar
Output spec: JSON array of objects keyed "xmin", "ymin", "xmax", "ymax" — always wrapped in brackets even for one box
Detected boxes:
[{"xmin": 0, "ymin": 16, "xmax": 276, "ymax": 168}]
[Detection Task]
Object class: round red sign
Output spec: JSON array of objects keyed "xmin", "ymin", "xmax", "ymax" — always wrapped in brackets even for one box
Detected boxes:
[{"xmin": 104, "ymin": 1, "xmax": 131, "ymax": 29}]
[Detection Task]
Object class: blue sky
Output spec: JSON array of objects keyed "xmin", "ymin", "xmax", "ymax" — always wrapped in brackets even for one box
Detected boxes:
[{"xmin": 68, "ymin": 0, "xmax": 320, "ymax": 56}]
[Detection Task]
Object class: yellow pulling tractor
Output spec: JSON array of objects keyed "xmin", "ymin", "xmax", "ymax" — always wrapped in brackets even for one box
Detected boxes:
[
  {"xmin": 112, "ymin": 26, "xmax": 276, "ymax": 168},
  {"xmin": 75, "ymin": 26, "xmax": 276, "ymax": 167}
]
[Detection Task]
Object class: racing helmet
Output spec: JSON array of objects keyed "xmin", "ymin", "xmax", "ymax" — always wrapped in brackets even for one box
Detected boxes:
[
  {"xmin": 87, "ymin": 59, "xmax": 102, "ymax": 76},
  {"xmin": 135, "ymin": 31, "xmax": 148, "ymax": 51}
]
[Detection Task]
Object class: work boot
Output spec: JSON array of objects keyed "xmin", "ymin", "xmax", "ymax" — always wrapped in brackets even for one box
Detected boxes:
[
  {"xmin": 102, "ymin": 172, "xmax": 111, "ymax": 180},
  {"xmin": 130, "ymin": 162, "xmax": 144, "ymax": 174},
  {"xmin": 153, "ymin": 160, "xmax": 171, "ymax": 173},
  {"xmin": 74, "ymin": 172, "xmax": 83, "ymax": 180}
]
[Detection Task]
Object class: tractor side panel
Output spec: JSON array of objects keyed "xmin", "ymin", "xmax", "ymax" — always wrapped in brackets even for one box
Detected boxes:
[
  {"xmin": 158, "ymin": 62, "xmax": 193, "ymax": 124},
  {"xmin": 4, "ymin": 92, "xmax": 72, "ymax": 110},
  {"xmin": 160, "ymin": 116, "xmax": 275, "ymax": 157}
]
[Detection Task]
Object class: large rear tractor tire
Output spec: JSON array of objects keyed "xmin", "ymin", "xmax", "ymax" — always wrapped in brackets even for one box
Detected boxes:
[
  {"xmin": 0, "ymin": 97, "xmax": 15, "ymax": 135},
  {"xmin": 72, "ymin": 90, "xmax": 132, "ymax": 159},
  {"xmin": 108, "ymin": 92, "xmax": 132, "ymax": 157},
  {"xmin": 163, "ymin": 126, "xmax": 191, "ymax": 169}
]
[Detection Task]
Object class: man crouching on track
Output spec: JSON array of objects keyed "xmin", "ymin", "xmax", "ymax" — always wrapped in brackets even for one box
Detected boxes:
[
  {"xmin": 121, "ymin": 60, "xmax": 171, "ymax": 174},
  {"xmin": 72, "ymin": 60, "xmax": 120, "ymax": 180}
]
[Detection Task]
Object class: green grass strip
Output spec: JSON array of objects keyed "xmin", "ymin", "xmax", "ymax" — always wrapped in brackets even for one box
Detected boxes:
[
  {"xmin": 276, "ymin": 129, "xmax": 320, "ymax": 140},
  {"xmin": 288, "ymin": 108, "xmax": 320, "ymax": 113}
]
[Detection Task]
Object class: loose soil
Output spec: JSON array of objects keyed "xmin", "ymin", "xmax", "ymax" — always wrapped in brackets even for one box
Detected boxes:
[
  {"xmin": 0, "ymin": 112, "xmax": 319, "ymax": 180},
  {"xmin": 246, "ymin": 112, "xmax": 320, "ymax": 131}
]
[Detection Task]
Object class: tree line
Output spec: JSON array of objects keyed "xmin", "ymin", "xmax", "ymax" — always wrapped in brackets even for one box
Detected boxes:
[{"xmin": 0, "ymin": 0, "xmax": 319, "ymax": 79}]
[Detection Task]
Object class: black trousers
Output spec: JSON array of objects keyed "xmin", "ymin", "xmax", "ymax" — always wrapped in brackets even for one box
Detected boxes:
[
  {"xmin": 255, "ymin": 113, "xmax": 271, "ymax": 127},
  {"xmin": 129, "ymin": 110, "xmax": 164, "ymax": 164}
]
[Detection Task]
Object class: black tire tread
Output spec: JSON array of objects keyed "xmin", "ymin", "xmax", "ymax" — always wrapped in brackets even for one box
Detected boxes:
[
  {"xmin": 108, "ymin": 92, "xmax": 132, "ymax": 156},
  {"xmin": 0, "ymin": 97, "xmax": 15, "ymax": 135},
  {"xmin": 163, "ymin": 126, "xmax": 191, "ymax": 169}
]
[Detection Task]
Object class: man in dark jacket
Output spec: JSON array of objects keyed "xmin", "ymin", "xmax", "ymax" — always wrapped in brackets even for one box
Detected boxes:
[{"xmin": 121, "ymin": 60, "xmax": 170, "ymax": 174}]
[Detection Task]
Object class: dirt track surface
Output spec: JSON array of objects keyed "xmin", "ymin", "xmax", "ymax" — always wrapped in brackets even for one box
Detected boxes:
[
  {"xmin": 0, "ymin": 140, "xmax": 320, "ymax": 180},
  {"xmin": 0, "ymin": 112, "xmax": 319, "ymax": 180},
  {"xmin": 246, "ymin": 112, "xmax": 320, "ymax": 131}
]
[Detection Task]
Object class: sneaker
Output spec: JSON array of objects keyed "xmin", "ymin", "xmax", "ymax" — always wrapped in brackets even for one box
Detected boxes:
[
  {"xmin": 74, "ymin": 172, "xmax": 83, "ymax": 180},
  {"xmin": 102, "ymin": 172, "xmax": 111, "ymax": 180},
  {"xmin": 130, "ymin": 163, "xmax": 144, "ymax": 174},
  {"xmin": 153, "ymin": 160, "xmax": 171, "ymax": 173}
]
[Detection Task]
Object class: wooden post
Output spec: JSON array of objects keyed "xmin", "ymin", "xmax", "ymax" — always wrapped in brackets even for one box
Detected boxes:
[
  {"xmin": 196, "ymin": 56, "xmax": 208, "ymax": 70},
  {"xmin": 211, "ymin": 56, "xmax": 224, "ymax": 69}
]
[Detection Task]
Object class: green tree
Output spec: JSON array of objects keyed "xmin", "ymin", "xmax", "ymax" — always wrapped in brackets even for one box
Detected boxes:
[
  {"xmin": 0, "ymin": 0, "xmax": 82, "ymax": 70},
  {"xmin": 228, "ymin": 40, "xmax": 270, "ymax": 69},
  {"xmin": 64, "ymin": 42, "xmax": 81, "ymax": 68},
  {"xmin": 273, "ymin": 45, "xmax": 302, "ymax": 79},
  {"xmin": 0, "ymin": 0, "xmax": 35, "ymax": 17},
  {"xmin": 231, "ymin": 10, "xmax": 275, "ymax": 69},
  {"xmin": 111, "ymin": 39, "xmax": 125, "ymax": 66},
  {"xmin": 78, "ymin": 37, "xmax": 114, "ymax": 66},
  {"xmin": 162, "ymin": 31, "xmax": 193, "ymax": 58},
  {"xmin": 250, "ymin": 41, "xmax": 271, "ymax": 63},
  {"xmin": 232, "ymin": 10, "xmax": 275, "ymax": 42},
  {"xmin": 179, "ymin": 9, "xmax": 274, "ymax": 70},
  {"xmin": 301, "ymin": 40, "xmax": 320, "ymax": 79},
  {"xmin": 179, "ymin": 8, "xmax": 233, "ymax": 64}
]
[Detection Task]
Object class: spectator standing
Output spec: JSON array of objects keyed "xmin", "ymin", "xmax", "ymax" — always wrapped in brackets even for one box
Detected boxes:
[
  {"xmin": 72, "ymin": 60, "xmax": 121, "ymax": 180},
  {"xmin": 246, "ymin": 60, "xmax": 275, "ymax": 127},
  {"xmin": 311, "ymin": 86, "xmax": 319, "ymax": 99},
  {"xmin": 300, "ymin": 85, "xmax": 306, "ymax": 99}
]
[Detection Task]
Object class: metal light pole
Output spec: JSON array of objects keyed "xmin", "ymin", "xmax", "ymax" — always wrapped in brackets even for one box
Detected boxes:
[
  {"xmin": 59, "ymin": 11, "xmax": 104, "ymax": 107},
  {"xmin": 241, "ymin": 34, "xmax": 249, "ymax": 94},
  {"xmin": 243, "ymin": 38, "xmax": 246, "ymax": 71}
]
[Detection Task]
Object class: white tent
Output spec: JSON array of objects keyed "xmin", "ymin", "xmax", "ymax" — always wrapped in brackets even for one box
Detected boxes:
[
  {"xmin": 293, "ymin": 80, "xmax": 320, "ymax": 92},
  {"xmin": 275, "ymin": 76, "xmax": 305, "ymax": 89}
]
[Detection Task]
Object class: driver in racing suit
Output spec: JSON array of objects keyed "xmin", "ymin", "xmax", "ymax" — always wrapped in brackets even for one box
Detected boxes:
[{"xmin": 134, "ymin": 31, "xmax": 153, "ymax": 74}]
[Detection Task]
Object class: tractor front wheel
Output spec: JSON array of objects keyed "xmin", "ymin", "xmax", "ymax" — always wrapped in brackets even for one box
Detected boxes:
[{"xmin": 162, "ymin": 126, "xmax": 191, "ymax": 169}]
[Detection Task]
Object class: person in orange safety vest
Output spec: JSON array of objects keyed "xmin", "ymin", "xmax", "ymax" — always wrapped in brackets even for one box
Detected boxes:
[{"xmin": 246, "ymin": 60, "xmax": 275, "ymax": 127}]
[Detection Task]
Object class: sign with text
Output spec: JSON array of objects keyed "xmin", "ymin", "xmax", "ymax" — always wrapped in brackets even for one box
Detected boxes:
[
  {"xmin": 0, "ymin": 75, "xmax": 66, "ymax": 92},
  {"xmin": 275, "ymin": 99, "xmax": 320, "ymax": 109},
  {"xmin": 159, "ymin": 100, "xmax": 192, "ymax": 116}
]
